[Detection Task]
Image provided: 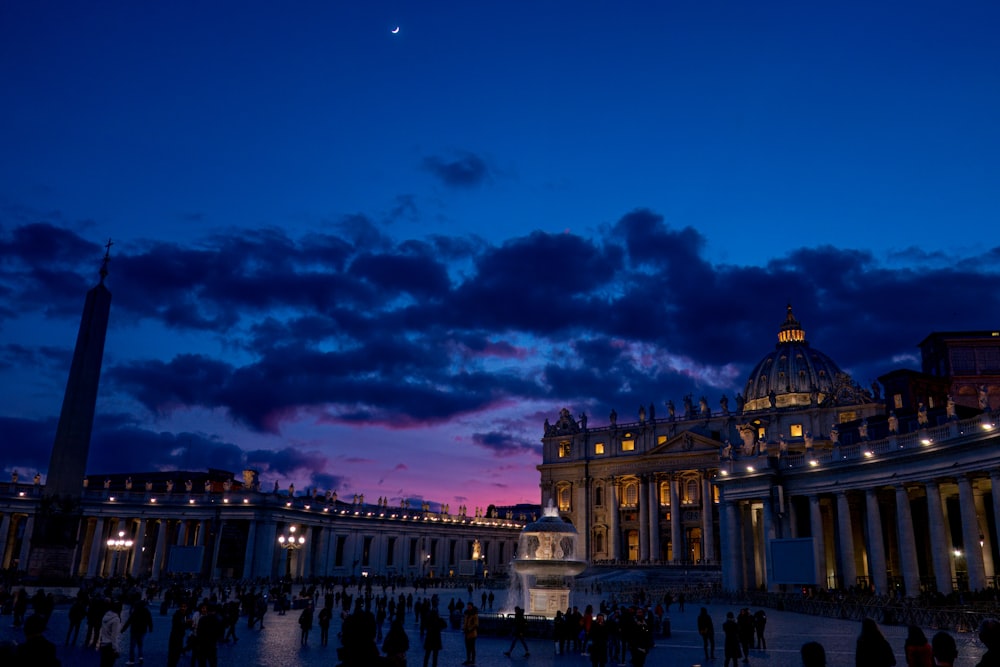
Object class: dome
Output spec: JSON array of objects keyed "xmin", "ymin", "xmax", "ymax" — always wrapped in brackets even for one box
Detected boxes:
[{"xmin": 742, "ymin": 305, "xmax": 843, "ymax": 412}]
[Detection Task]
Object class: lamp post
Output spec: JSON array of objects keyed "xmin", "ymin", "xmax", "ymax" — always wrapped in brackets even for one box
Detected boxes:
[
  {"xmin": 277, "ymin": 525, "xmax": 306, "ymax": 578},
  {"xmin": 106, "ymin": 530, "xmax": 133, "ymax": 576}
]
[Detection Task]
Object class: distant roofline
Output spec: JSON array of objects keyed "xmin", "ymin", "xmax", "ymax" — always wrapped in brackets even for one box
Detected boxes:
[{"xmin": 918, "ymin": 330, "xmax": 1000, "ymax": 347}]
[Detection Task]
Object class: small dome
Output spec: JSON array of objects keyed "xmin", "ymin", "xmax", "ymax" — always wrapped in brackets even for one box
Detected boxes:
[{"xmin": 742, "ymin": 305, "xmax": 843, "ymax": 412}]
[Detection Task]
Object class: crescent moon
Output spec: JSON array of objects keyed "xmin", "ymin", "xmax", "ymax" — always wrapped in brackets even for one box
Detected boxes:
[{"xmin": 391, "ymin": 26, "xmax": 400, "ymax": 34}]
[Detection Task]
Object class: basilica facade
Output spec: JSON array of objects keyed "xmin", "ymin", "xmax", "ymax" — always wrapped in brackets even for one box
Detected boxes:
[{"xmin": 539, "ymin": 307, "xmax": 1000, "ymax": 594}]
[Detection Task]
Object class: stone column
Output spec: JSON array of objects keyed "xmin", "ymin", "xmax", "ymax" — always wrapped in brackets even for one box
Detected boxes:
[
  {"xmin": 86, "ymin": 517, "xmax": 106, "ymax": 578},
  {"xmin": 865, "ymin": 489, "xmax": 888, "ymax": 594},
  {"xmin": 130, "ymin": 518, "xmax": 147, "ymax": 578},
  {"xmin": 150, "ymin": 519, "xmax": 169, "ymax": 581},
  {"xmin": 607, "ymin": 478, "xmax": 620, "ymax": 560},
  {"xmin": 743, "ymin": 503, "xmax": 759, "ymax": 588},
  {"xmin": 196, "ymin": 520, "xmax": 208, "ymax": 547},
  {"xmin": 809, "ymin": 495, "xmax": 826, "ymax": 588},
  {"xmin": 836, "ymin": 492, "xmax": 857, "ymax": 589},
  {"xmin": 638, "ymin": 476, "xmax": 650, "ymax": 561},
  {"xmin": 762, "ymin": 496, "xmax": 778, "ymax": 592},
  {"xmin": 17, "ymin": 515, "xmax": 34, "ymax": 569},
  {"xmin": 301, "ymin": 526, "xmax": 313, "ymax": 578},
  {"xmin": 669, "ymin": 477, "xmax": 682, "ymax": 563},
  {"xmin": 957, "ymin": 475, "xmax": 987, "ymax": 590},
  {"xmin": 253, "ymin": 520, "xmax": 277, "ymax": 579},
  {"xmin": 701, "ymin": 475, "xmax": 715, "ymax": 564},
  {"xmin": 894, "ymin": 485, "xmax": 921, "ymax": 596},
  {"xmin": 925, "ymin": 481, "xmax": 952, "ymax": 594},
  {"xmin": 721, "ymin": 499, "xmax": 742, "ymax": 590},
  {"xmin": 0, "ymin": 514, "xmax": 11, "ymax": 568},
  {"xmin": 242, "ymin": 520, "xmax": 257, "ymax": 579},
  {"xmin": 210, "ymin": 520, "xmax": 224, "ymax": 578},
  {"xmin": 647, "ymin": 476, "xmax": 660, "ymax": 561},
  {"xmin": 974, "ymin": 485, "xmax": 995, "ymax": 580}
]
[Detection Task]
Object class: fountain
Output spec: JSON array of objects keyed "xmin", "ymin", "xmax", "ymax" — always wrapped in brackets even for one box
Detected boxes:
[{"xmin": 510, "ymin": 500, "xmax": 587, "ymax": 618}]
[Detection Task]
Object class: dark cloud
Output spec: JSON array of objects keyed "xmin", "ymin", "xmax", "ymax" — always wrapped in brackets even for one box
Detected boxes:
[
  {"xmin": 471, "ymin": 431, "xmax": 539, "ymax": 457},
  {"xmin": 2, "ymin": 215, "xmax": 1000, "ymax": 456},
  {"xmin": 422, "ymin": 152, "xmax": 491, "ymax": 188}
]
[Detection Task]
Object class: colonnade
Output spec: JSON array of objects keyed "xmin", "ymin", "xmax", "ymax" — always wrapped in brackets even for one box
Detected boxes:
[
  {"xmin": 721, "ymin": 472, "xmax": 1000, "ymax": 594},
  {"xmin": 0, "ymin": 501, "xmax": 520, "ymax": 582}
]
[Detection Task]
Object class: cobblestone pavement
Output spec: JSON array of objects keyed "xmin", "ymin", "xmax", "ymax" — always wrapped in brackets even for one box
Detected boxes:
[{"xmin": 0, "ymin": 587, "xmax": 992, "ymax": 667}]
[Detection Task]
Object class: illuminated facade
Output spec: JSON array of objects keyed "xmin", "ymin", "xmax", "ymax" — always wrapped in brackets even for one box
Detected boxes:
[
  {"xmin": 539, "ymin": 307, "xmax": 1000, "ymax": 593},
  {"xmin": 0, "ymin": 476, "xmax": 523, "ymax": 581}
]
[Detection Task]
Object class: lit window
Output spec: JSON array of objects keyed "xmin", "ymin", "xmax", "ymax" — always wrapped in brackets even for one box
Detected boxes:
[
  {"xmin": 594, "ymin": 442, "xmax": 605, "ymax": 455},
  {"xmin": 622, "ymin": 439, "xmax": 635, "ymax": 452},
  {"xmin": 757, "ymin": 428, "xmax": 766, "ymax": 440},
  {"xmin": 894, "ymin": 393, "xmax": 903, "ymax": 409},
  {"xmin": 839, "ymin": 411, "xmax": 856, "ymax": 423},
  {"xmin": 558, "ymin": 486, "xmax": 571, "ymax": 511},
  {"xmin": 657, "ymin": 435, "xmax": 667, "ymax": 445},
  {"xmin": 624, "ymin": 483, "xmax": 638, "ymax": 506},
  {"xmin": 790, "ymin": 424, "xmax": 803, "ymax": 437},
  {"xmin": 659, "ymin": 482, "xmax": 670, "ymax": 506},
  {"xmin": 558, "ymin": 441, "xmax": 571, "ymax": 458}
]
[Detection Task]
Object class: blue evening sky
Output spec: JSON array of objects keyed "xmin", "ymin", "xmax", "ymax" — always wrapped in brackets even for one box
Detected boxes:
[{"xmin": 1, "ymin": 2, "xmax": 998, "ymax": 507}]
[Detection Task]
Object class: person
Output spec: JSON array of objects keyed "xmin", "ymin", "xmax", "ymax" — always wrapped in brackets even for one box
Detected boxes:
[
  {"xmin": 698, "ymin": 607, "xmax": 716, "ymax": 661},
  {"xmin": 422, "ymin": 607, "xmax": 446, "ymax": 667},
  {"xmin": 904, "ymin": 625, "xmax": 932, "ymax": 667},
  {"xmin": 99, "ymin": 600, "xmax": 123, "ymax": 667},
  {"xmin": 723, "ymin": 611, "xmax": 742, "ymax": 667},
  {"xmin": 553, "ymin": 610, "xmax": 567, "ymax": 655},
  {"xmin": 462, "ymin": 602, "xmax": 479, "ymax": 666},
  {"xmin": 65, "ymin": 596, "xmax": 86, "ymax": 646},
  {"xmin": 504, "ymin": 606, "xmax": 530, "ymax": 658},
  {"xmin": 737, "ymin": 608, "xmax": 754, "ymax": 662},
  {"xmin": 857, "ymin": 617, "xmax": 896, "ymax": 667},
  {"xmin": 298, "ymin": 603, "xmax": 314, "ymax": 646},
  {"xmin": 628, "ymin": 607, "xmax": 654, "ymax": 667},
  {"xmin": 13, "ymin": 614, "xmax": 61, "ymax": 666},
  {"xmin": 977, "ymin": 619, "xmax": 1000, "ymax": 667},
  {"xmin": 167, "ymin": 601, "xmax": 191, "ymax": 667},
  {"xmin": 340, "ymin": 598, "xmax": 379, "ymax": 666},
  {"xmin": 318, "ymin": 604, "xmax": 333, "ymax": 647},
  {"xmin": 753, "ymin": 609, "xmax": 767, "ymax": 650},
  {"xmin": 382, "ymin": 617, "xmax": 410, "ymax": 667},
  {"xmin": 931, "ymin": 631, "xmax": 957, "ymax": 667},
  {"xmin": 192, "ymin": 603, "xmax": 221, "ymax": 667},
  {"xmin": 589, "ymin": 613, "xmax": 609, "ymax": 667},
  {"xmin": 121, "ymin": 599, "xmax": 153, "ymax": 665},
  {"xmin": 802, "ymin": 641, "xmax": 826, "ymax": 667}
]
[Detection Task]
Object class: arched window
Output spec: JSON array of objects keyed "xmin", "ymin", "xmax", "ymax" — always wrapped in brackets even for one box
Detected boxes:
[
  {"xmin": 623, "ymin": 482, "xmax": 638, "ymax": 507},
  {"xmin": 685, "ymin": 479, "xmax": 699, "ymax": 504},
  {"xmin": 558, "ymin": 485, "xmax": 571, "ymax": 511},
  {"xmin": 659, "ymin": 481, "xmax": 670, "ymax": 506}
]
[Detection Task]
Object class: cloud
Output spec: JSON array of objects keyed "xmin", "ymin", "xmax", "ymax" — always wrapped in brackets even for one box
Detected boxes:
[{"xmin": 422, "ymin": 152, "xmax": 491, "ymax": 188}]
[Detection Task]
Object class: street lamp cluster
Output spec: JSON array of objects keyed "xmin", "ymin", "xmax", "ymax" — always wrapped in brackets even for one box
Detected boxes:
[
  {"xmin": 106, "ymin": 530, "xmax": 133, "ymax": 575},
  {"xmin": 277, "ymin": 525, "xmax": 305, "ymax": 550}
]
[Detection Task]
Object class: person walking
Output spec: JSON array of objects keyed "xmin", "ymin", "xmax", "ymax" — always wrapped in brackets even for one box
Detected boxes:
[
  {"xmin": 166, "ymin": 601, "xmax": 191, "ymax": 667},
  {"xmin": 191, "ymin": 603, "xmax": 221, "ymax": 667},
  {"xmin": 723, "ymin": 612, "xmax": 742, "ymax": 667},
  {"xmin": 298, "ymin": 603, "xmax": 314, "ymax": 646},
  {"xmin": 698, "ymin": 607, "xmax": 716, "ymax": 661},
  {"xmin": 627, "ymin": 607, "xmax": 654, "ymax": 667},
  {"xmin": 98, "ymin": 600, "xmax": 123, "ymax": 667},
  {"xmin": 65, "ymin": 596, "xmax": 86, "ymax": 646},
  {"xmin": 588, "ymin": 613, "xmax": 609, "ymax": 667},
  {"xmin": 903, "ymin": 625, "xmax": 932, "ymax": 667},
  {"xmin": 504, "ymin": 606, "xmax": 530, "ymax": 658},
  {"xmin": 318, "ymin": 604, "xmax": 332, "ymax": 647},
  {"xmin": 422, "ymin": 607, "xmax": 446, "ymax": 667},
  {"xmin": 121, "ymin": 599, "xmax": 153, "ymax": 665},
  {"xmin": 753, "ymin": 609, "xmax": 767, "ymax": 650},
  {"xmin": 462, "ymin": 602, "xmax": 479, "ymax": 666},
  {"xmin": 737, "ymin": 609, "xmax": 754, "ymax": 662},
  {"xmin": 856, "ymin": 617, "xmax": 896, "ymax": 667}
]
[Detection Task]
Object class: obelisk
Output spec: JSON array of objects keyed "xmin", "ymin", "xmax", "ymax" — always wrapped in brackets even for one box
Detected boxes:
[{"xmin": 29, "ymin": 241, "xmax": 113, "ymax": 578}]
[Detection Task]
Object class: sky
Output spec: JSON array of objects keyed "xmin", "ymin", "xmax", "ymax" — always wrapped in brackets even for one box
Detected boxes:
[{"xmin": 1, "ymin": 2, "xmax": 999, "ymax": 509}]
